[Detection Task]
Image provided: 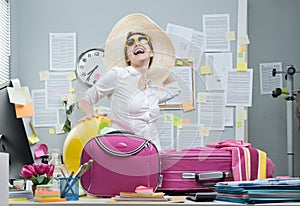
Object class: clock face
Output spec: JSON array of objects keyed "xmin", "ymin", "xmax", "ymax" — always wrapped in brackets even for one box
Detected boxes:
[{"xmin": 77, "ymin": 48, "xmax": 105, "ymax": 86}]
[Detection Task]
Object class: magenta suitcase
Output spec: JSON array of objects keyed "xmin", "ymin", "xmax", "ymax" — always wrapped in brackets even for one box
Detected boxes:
[
  {"xmin": 80, "ymin": 132, "xmax": 160, "ymax": 197},
  {"xmin": 157, "ymin": 148, "xmax": 234, "ymax": 193}
]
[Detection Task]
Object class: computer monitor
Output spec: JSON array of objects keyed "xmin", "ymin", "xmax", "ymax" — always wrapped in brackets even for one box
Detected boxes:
[{"xmin": 0, "ymin": 79, "xmax": 34, "ymax": 180}]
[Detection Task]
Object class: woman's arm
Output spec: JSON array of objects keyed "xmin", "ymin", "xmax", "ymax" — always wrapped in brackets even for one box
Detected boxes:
[
  {"xmin": 77, "ymin": 99, "xmax": 97, "ymax": 122},
  {"xmin": 77, "ymin": 67, "xmax": 119, "ymax": 122},
  {"xmin": 163, "ymin": 75, "xmax": 176, "ymax": 85},
  {"xmin": 157, "ymin": 74, "xmax": 181, "ymax": 104}
]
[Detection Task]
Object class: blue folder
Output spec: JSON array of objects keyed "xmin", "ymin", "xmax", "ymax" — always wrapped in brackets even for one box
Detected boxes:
[{"xmin": 215, "ymin": 178, "xmax": 300, "ymax": 204}]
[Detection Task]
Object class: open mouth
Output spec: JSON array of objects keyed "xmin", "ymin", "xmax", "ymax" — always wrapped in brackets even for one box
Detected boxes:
[{"xmin": 133, "ymin": 47, "xmax": 145, "ymax": 55}]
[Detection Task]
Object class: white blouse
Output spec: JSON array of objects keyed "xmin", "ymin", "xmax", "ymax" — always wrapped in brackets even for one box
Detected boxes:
[{"xmin": 79, "ymin": 66, "xmax": 181, "ymax": 150}]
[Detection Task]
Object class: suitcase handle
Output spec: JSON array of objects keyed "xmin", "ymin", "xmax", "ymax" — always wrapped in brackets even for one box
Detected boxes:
[
  {"xmin": 182, "ymin": 172, "xmax": 226, "ymax": 187},
  {"xmin": 195, "ymin": 172, "xmax": 226, "ymax": 187},
  {"xmin": 105, "ymin": 130, "xmax": 135, "ymax": 135},
  {"xmin": 94, "ymin": 136, "xmax": 151, "ymax": 157}
]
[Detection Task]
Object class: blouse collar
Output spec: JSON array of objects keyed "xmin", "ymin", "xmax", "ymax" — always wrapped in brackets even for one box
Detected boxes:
[
  {"xmin": 126, "ymin": 66, "xmax": 152, "ymax": 86},
  {"xmin": 126, "ymin": 66, "xmax": 140, "ymax": 76}
]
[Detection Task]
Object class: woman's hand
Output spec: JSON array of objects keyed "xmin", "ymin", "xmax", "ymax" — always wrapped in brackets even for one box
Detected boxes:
[
  {"xmin": 77, "ymin": 113, "xmax": 96, "ymax": 123},
  {"xmin": 163, "ymin": 74, "xmax": 175, "ymax": 85},
  {"xmin": 77, "ymin": 112, "xmax": 107, "ymax": 123},
  {"xmin": 77, "ymin": 99, "xmax": 98, "ymax": 123}
]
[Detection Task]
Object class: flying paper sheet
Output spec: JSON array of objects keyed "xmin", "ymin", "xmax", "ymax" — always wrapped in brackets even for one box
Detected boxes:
[{"xmin": 7, "ymin": 86, "xmax": 32, "ymax": 105}]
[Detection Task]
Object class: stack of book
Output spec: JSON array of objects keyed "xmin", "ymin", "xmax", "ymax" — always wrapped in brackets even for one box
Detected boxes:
[
  {"xmin": 215, "ymin": 178, "xmax": 300, "ymax": 204},
  {"xmin": 34, "ymin": 184, "xmax": 66, "ymax": 202},
  {"xmin": 9, "ymin": 190, "xmax": 33, "ymax": 202}
]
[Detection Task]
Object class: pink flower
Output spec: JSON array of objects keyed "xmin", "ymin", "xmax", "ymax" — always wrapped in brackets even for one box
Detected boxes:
[
  {"xmin": 19, "ymin": 163, "xmax": 55, "ymax": 185},
  {"xmin": 24, "ymin": 165, "xmax": 37, "ymax": 176},
  {"xmin": 33, "ymin": 163, "xmax": 48, "ymax": 175},
  {"xmin": 19, "ymin": 167, "xmax": 34, "ymax": 179},
  {"xmin": 46, "ymin": 164, "xmax": 54, "ymax": 177}
]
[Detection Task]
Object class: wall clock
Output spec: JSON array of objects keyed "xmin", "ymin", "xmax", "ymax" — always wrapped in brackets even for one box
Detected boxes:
[{"xmin": 76, "ymin": 48, "xmax": 105, "ymax": 86}]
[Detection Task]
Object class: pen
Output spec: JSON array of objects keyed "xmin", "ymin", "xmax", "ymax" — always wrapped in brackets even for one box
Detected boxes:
[{"xmin": 61, "ymin": 171, "xmax": 75, "ymax": 197}]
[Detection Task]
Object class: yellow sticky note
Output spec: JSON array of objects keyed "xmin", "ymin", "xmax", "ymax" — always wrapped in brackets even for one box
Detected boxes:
[
  {"xmin": 236, "ymin": 121, "xmax": 243, "ymax": 127},
  {"xmin": 66, "ymin": 71, "xmax": 76, "ymax": 81},
  {"xmin": 29, "ymin": 120, "xmax": 37, "ymax": 135},
  {"xmin": 39, "ymin": 70, "xmax": 50, "ymax": 81},
  {"xmin": 200, "ymin": 127, "xmax": 209, "ymax": 137},
  {"xmin": 177, "ymin": 122, "xmax": 182, "ymax": 129},
  {"xmin": 237, "ymin": 62, "xmax": 247, "ymax": 72},
  {"xmin": 187, "ymin": 58, "xmax": 194, "ymax": 63},
  {"xmin": 69, "ymin": 87, "xmax": 75, "ymax": 92},
  {"xmin": 49, "ymin": 128, "xmax": 55, "ymax": 134},
  {"xmin": 225, "ymin": 31, "xmax": 235, "ymax": 41},
  {"xmin": 28, "ymin": 134, "xmax": 40, "ymax": 145},
  {"xmin": 197, "ymin": 93, "xmax": 207, "ymax": 103},
  {"xmin": 176, "ymin": 59, "xmax": 183, "ymax": 66},
  {"xmin": 238, "ymin": 34, "xmax": 250, "ymax": 45},
  {"xmin": 182, "ymin": 101, "xmax": 194, "ymax": 112},
  {"xmin": 173, "ymin": 115, "xmax": 182, "ymax": 128},
  {"xmin": 200, "ymin": 65, "xmax": 211, "ymax": 75}
]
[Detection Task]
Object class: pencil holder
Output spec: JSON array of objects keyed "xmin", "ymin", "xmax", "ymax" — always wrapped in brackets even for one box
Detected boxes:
[{"xmin": 59, "ymin": 177, "xmax": 79, "ymax": 201}]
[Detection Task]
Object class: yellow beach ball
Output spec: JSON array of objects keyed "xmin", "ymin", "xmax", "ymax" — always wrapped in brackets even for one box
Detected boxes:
[{"xmin": 63, "ymin": 116, "xmax": 111, "ymax": 173}]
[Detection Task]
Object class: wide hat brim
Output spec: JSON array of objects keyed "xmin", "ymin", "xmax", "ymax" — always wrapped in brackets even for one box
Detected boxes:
[{"xmin": 104, "ymin": 13, "xmax": 175, "ymax": 85}]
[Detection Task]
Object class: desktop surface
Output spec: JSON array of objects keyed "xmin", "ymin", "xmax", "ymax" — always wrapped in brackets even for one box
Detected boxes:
[
  {"xmin": 9, "ymin": 196, "xmax": 300, "ymax": 206},
  {"xmin": 9, "ymin": 196, "xmax": 244, "ymax": 205}
]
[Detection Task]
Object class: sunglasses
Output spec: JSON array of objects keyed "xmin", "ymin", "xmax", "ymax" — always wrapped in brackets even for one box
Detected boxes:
[{"xmin": 124, "ymin": 36, "xmax": 150, "ymax": 48}]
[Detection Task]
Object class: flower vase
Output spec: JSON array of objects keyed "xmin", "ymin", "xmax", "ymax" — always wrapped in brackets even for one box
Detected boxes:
[{"xmin": 32, "ymin": 185, "xmax": 36, "ymax": 195}]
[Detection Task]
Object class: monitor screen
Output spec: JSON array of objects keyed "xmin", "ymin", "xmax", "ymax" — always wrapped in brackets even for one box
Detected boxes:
[{"xmin": 0, "ymin": 79, "xmax": 34, "ymax": 179}]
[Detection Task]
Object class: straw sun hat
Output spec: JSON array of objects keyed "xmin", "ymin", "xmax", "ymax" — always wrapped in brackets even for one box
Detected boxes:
[{"xmin": 104, "ymin": 13, "xmax": 175, "ymax": 85}]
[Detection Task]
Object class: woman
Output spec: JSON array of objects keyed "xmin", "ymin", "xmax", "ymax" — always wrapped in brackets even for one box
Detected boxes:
[{"xmin": 77, "ymin": 13, "xmax": 181, "ymax": 150}]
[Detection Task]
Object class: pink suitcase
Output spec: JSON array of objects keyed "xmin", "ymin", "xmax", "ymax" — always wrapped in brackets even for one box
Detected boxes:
[
  {"xmin": 157, "ymin": 148, "xmax": 234, "ymax": 193},
  {"xmin": 80, "ymin": 132, "xmax": 160, "ymax": 197}
]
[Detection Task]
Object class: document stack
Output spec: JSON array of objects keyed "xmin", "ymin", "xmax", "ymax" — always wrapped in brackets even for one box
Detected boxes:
[
  {"xmin": 9, "ymin": 190, "xmax": 33, "ymax": 202},
  {"xmin": 215, "ymin": 178, "xmax": 300, "ymax": 204}
]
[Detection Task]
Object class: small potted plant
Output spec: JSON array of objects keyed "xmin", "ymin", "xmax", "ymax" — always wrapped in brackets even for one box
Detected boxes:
[{"xmin": 19, "ymin": 163, "xmax": 54, "ymax": 194}]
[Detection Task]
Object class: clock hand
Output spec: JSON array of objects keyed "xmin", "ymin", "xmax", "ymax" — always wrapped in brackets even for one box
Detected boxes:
[
  {"xmin": 86, "ymin": 65, "xmax": 99, "ymax": 81},
  {"xmin": 87, "ymin": 65, "xmax": 99, "ymax": 75}
]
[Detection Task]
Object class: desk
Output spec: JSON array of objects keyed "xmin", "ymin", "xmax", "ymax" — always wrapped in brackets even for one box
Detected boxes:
[
  {"xmin": 8, "ymin": 197, "xmax": 244, "ymax": 206},
  {"xmin": 9, "ymin": 197, "xmax": 300, "ymax": 206}
]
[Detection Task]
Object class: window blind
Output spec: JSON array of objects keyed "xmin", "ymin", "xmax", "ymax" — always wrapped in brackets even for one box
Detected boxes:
[{"xmin": 0, "ymin": 0, "xmax": 10, "ymax": 85}]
